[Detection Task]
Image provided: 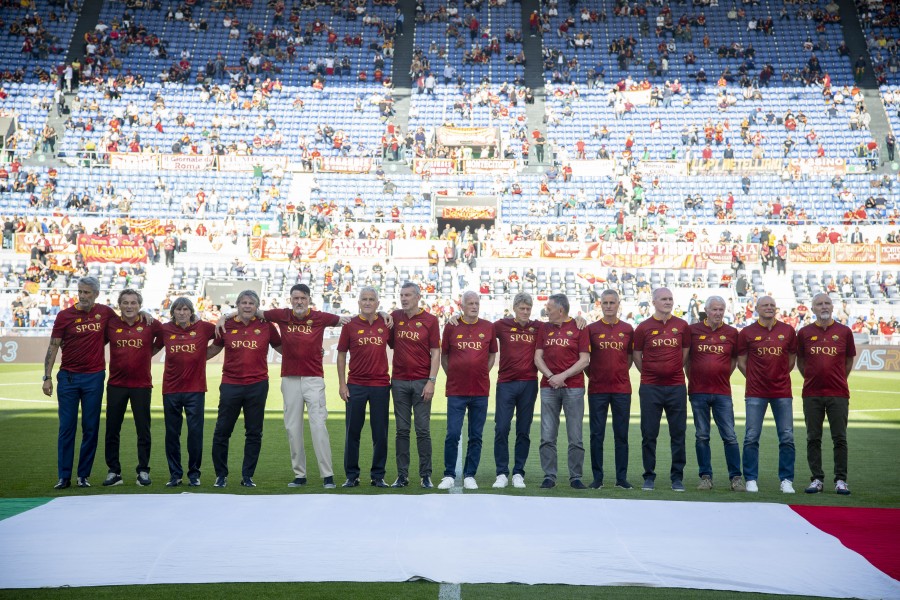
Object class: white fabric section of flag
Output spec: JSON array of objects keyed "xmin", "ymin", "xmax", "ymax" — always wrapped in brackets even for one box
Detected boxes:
[{"xmin": 0, "ymin": 494, "xmax": 898, "ymax": 598}]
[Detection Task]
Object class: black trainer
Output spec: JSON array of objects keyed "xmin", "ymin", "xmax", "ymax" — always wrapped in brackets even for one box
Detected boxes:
[
  {"xmin": 589, "ymin": 480, "xmax": 604, "ymax": 489},
  {"xmin": 539, "ymin": 478, "xmax": 556, "ymax": 489},
  {"xmin": 341, "ymin": 478, "xmax": 360, "ymax": 488},
  {"xmin": 287, "ymin": 477, "xmax": 307, "ymax": 488},
  {"xmin": 240, "ymin": 476, "xmax": 256, "ymax": 487},
  {"xmin": 371, "ymin": 478, "xmax": 389, "ymax": 488},
  {"xmin": 570, "ymin": 479, "xmax": 587, "ymax": 489},
  {"xmin": 213, "ymin": 476, "xmax": 227, "ymax": 488},
  {"xmin": 165, "ymin": 477, "xmax": 183, "ymax": 487},
  {"xmin": 391, "ymin": 476, "xmax": 409, "ymax": 488},
  {"xmin": 54, "ymin": 478, "xmax": 71, "ymax": 490},
  {"xmin": 420, "ymin": 476, "xmax": 434, "ymax": 488},
  {"xmin": 615, "ymin": 480, "xmax": 634, "ymax": 490}
]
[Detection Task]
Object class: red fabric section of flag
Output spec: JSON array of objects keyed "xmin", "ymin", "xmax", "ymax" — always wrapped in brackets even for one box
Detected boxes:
[{"xmin": 791, "ymin": 505, "xmax": 900, "ymax": 580}]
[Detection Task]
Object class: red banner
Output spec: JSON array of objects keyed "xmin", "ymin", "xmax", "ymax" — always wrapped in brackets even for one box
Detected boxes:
[
  {"xmin": 790, "ymin": 244, "xmax": 833, "ymax": 263},
  {"xmin": 109, "ymin": 153, "xmax": 158, "ymax": 170},
  {"xmin": 541, "ymin": 241, "xmax": 599, "ymax": 259},
  {"xmin": 124, "ymin": 219, "xmax": 168, "ymax": 236},
  {"xmin": 539, "ymin": 241, "xmax": 756, "ymax": 268},
  {"xmin": 77, "ymin": 235, "xmax": 147, "ymax": 263},
  {"xmin": 14, "ymin": 233, "xmax": 70, "ymax": 253},
  {"xmin": 834, "ymin": 243, "xmax": 877, "ymax": 263},
  {"xmin": 248, "ymin": 237, "xmax": 326, "ymax": 261},
  {"xmin": 441, "ymin": 206, "xmax": 496, "ymax": 219},
  {"xmin": 880, "ymin": 244, "xmax": 900, "ymax": 264}
]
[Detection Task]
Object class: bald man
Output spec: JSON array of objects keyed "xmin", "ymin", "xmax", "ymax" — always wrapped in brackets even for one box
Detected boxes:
[
  {"xmin": 737, "ymin": 295, "xmax": 797, "ymax": 494},
  {"xmin": 797, "ymin": 294, "xmax": 855, "ymax": 496},
  {"xmin": 632, "ymin": 287, "xmax": 690, "ymax": 492}
]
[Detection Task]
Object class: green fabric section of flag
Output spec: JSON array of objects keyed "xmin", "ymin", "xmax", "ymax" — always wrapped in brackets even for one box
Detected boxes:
[{"xmin": 0, "ymin": 498, "xmax": 53, "ymax": 521}]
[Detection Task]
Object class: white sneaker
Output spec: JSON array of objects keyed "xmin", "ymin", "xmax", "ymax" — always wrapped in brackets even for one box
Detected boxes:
[
  {"xmin": 492, "ymin": 474, "xmax": 508, "ymax": 488},
  {"xmin": 437, "ymin": 476, "xmax": 455, "ymax": 490},
  {"xmin": 746, "ymin": 480, "xmax": 759, "ymax": 493},
  {"xmin": 511, "ymin": 474, "xmax": 526, "ymax": 488},
  {"xmin": 780, "ymin": 479, "xmax": 796, "ymax": 494},
  {"xmin": 463, "ymin": 477, "xmax": 478, "ymax": 490}
]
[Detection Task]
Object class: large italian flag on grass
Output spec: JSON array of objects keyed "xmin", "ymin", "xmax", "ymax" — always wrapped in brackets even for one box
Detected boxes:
[{"xmin": 1, "ymin": 495, "xmax": 898, "ymax": 598}]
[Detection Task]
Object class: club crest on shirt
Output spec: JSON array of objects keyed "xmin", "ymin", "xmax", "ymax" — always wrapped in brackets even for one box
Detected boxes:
[
  {"xmin": 136, "ymin": 327, "xmax": 144, "ymax": 332},
  {"xmin": 566, "ymin": 330, "xmax": 573, "ymax": 336},
  {"xmin": 116, "ymin": 328, "xmax": 123, "ymax": 333},
  {"xmin": 672, "ymin": 327, "xmax": 679, "ymax": 333},
  {"xmin": 778, "ymin": 334, "xmax": 785, "ymax": 340},
  {"xmin": 699, "ymin": 335, "xmax": 706, "ymax": 340},
  {"xmin": 652, "ymin": 330, "xmax": 659, "ymax": 335},
  {"xmin": 754, "ymin": 336, "xmax": 762, "ymax": 341},
  {"xmin": 719, "ymin": 335, "xmax": 726, "ymax": 340},
  {"xmin": 190, "ymin": 331, "xmax": 197, "ymax": 337},
  {"xmin": 456, "ymin": 334, "xmax": 463, "ymax": 339},
  {"xmin": 75, "ymin": 318, "xmax": 82, "ymax": 323},
  {"xmin": 415, "ymin": 322, "xmax": 422, "ymax": 328},
  {"xmin": 811, "ymin": 336, "xmax": 818, "ymax": 341},
  {"xmin": 307, "ymin": 319, "xmax": 313, "ymax": 325},
  {"xmin": 548, "ymin": 331, "xmax": 554, "ymax": 337},
  {"xmin": 511, "ymin": 327, "xmax": 517, "ymax": 332},
  {"xmin": 399, "ymin": 321, "xmax": 405, "ymax": 326},
  {"xmin": 357, "ymin": 329, "xmax": 364, "ymax": 334},
  {"xmin": 378, "ymin": 328, "xmax": 384, "ymax": 333},
  {"xmin": 231, "ymin": 329, "xmax": 238, "ymax": 334},
  {"xmin": 170, "ymin": 334, "xmax": 177, "ymax": 339},
  {"xmin": 618, "ymin": 332, "xmax": 624, "ymax": 337},
  {"xmin": 832, "ymin": 335, "xmax": 839, "ymax": 341},
  {"xmin": 478, "ymin": 332, "xmax": 485, "ymax": 339},
  {"xmin": 95, "ymin": 314, "xmax": 101, "ymax": 320},
  {"xmin": 598, "ymin": 333, "xmax": 606, "ymax": 339},
  {"xmin": 254, "ymin": 329, "xmax": 261, "ymax": 335}
]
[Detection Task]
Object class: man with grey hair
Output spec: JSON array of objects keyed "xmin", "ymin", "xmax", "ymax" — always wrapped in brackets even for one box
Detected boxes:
[
  {"xmin": 388, "ymin": 281, "xmax": 441, "ymax": 488},
  {"xmin": 438, "ymin": 290, "xmax": 497, "ymax": 489},
  {"xmin": 632, "ymin": 287, "xmax": 690, "ymax": 492},
  {"xmin": 43, "ymin": 276, "xmax": 118, "ymax": 489},
  {"xmin": 534, "ymin": 293, "xmax": 591, "ymax": 489},
  {"xmin": 207, "ymin": 290, "xmax": 282, "ymax": 488},
  {"xmin": 686, "ymin": 295, "xmax": 743, "ymax": 491}
]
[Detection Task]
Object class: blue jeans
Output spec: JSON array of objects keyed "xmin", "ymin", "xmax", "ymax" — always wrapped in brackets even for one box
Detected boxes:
[
  {"xmin": 494, "ymin": 380, "xmax": 538, "ymax": 477},
  {"xmin": 588, "ymin": 393, "xmax": 631, "ymax": 484},
  {"xmin": 742, "ymin": 396, "xmax": 794, "ymax": 482},
  {"xmin": 689, "ymin": 394, "xmax": 741, "ymax": 479},
  {"xmin": 163, "ymin": 392, "xmax": 206, "ymax": 480},
  {"xmin": 56, "ymin": 370, "xmax": 105, "ymax": 480},
  {"xmin": 444, "ymin": 396, "xmax": 488, "ymax": 478}
]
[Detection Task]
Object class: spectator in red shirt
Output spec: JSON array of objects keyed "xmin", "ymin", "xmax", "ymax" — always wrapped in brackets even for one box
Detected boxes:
[
  {"xmin": 737, "ymin": 295, "xmax": 797, "ymax": 494},
  {"xmin": 208, "ymin": 290, "xmax": 282, "ymax": 488},
  {"xmin": 437, "ymin": 291, "xmax": 497, "ymax": 489},
  {"xmin": 102, "ymin": 290, "xmax": 163, "ymax": 488},
  {"xmin": 389, "ymin": 282, "xmax": 441, "ymax": 489},
  {"xmin": 43, "ymin": 276, "xmax": 119, "ymax": 489},
  {"xmin": 534, "ymin": 294, "xmax": 590, "ymax": 489},
  {"xmin": 797, "ymin": 294, "xmax": 856, "ymax": 496},
  {"xmin": 337, "ymin": 287, "xmax": 392, "ymax": 488},
  {"xmin": 685, "ymin": 296, "xmax": 743, "ymax": 492},
  {"xmin": 585, "ymin": 290, "xmax": 635, "ymax": 489},
  {"xmin": 633, "ymin": 287, "xmax": 690, "ymax": 492},
  {"xmin": 160, "ymin": 297, "xmax": 217, "ymax": 487}
]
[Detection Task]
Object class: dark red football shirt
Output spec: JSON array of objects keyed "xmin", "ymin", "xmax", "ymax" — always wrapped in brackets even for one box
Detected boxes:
[
  {"xmin": 161, "ymin": 320, "xmax": 217, "ymax": 394},
  {"xmin": 51, "ymin": 303, "xmax": 116, "ymax": 373},
  {"xmin": 389, "ymin": 309, "xmax": 440, "ymax": 380},
  {"xmin": 264, "ymin": 308, "xmax": 340, "ymax": 377},
  {"xmin": 687, "ymin": 320, "xmax": 739, "ymax": 396},
  {"xmin": 337, "ymin": 315, "xmax": 391, "ymax": 386},
  {"xmin": 441, "ymin": 319, "xmax": 498, "ymax": 396},
  {"xmin": 106, "ymin": 316, "xmax": 163, "ymax": 388},
  {"xmin": 586, "ymin": 318, "xmax": 634, "ymax": 394},
  {"xmin": 213, "ymin": 317, "xmax": 281, "ymax": 385},
  {"xmin": 493, "ymin": 318, "xmax": 541, "ymax": 383},
  {"xmin": 737, "ymin": 320, "xmax": 798, "ymax": 398},
  {"xmin": 797, "ymin": 321, "xmax": 856, "ymax": 398},
  {"xmin": 633, "ymin": 315, "xmax": 690, "ymax": 386},
  {"xmin": 536, "ymin": 319, "xmax": 590, "ymax": 388}
]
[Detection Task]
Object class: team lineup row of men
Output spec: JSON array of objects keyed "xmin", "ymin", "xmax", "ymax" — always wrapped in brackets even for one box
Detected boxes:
[{"xmin": 44, "ymin": 276, "xmax": 855, "ymax": 495}]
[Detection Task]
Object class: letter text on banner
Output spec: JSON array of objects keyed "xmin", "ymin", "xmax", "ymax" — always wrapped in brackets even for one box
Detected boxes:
[
  {"xmin": 436, "ymin": 126, "xmax": 497, "ymax": 147},
  {"xmin": 318, "ymin": 157, "xmax": 373, "ymax": 173},
  {"xmin": 414, "ymin": 158, "xmax": 455, "ymax": 175},
  {"xmin": 788, "ymin": 158, "xmax": 847, "ymax": 176},
  {"xmin": 463, "ymin": 159, "xmax": 517, "ymax": 174},
  {"xmin": 328, "ymin": 238, "xmax": 390, "ymax": 258},
  {"xmin": 790, "ymin": 243, "xmax": 833, "ymax": 264},
  {"xmin": 109, "ymin": 153, "xmax": 159, "ymax": 171},
  {"xmin": 217, "ymin": 155, "xmax": 288, "ymax": 172},
  {"xmin": 487, "ymin": 241, "xmax": 539, "ymax": 258},
  {"xmin": 14, "ymin": 233, "xmax": 70, "ymax": 254},
  {"xmin": 880, "ymin": 244, "xmax": 900, "ymax": 264},
  {"xmin": 441, "ymin": 206, "xmax": 496, "ymax": 219},
  {"xmin": 834, "ymin": 243, "xmax": 877, "ymax": 263},
  {"xmin": 620, "ymin": 88, "xmax": 652, "ymax": 106},
  {"xmin": 248, "ymin": 237, "xmax": 326, "ymax": 261},
  {"xmin": 77, "ymin": 235, "xmax": 148, "ymax": 264},
  {"xmin": 689, "ymin": 158, "xmax": 783, "ymax": 175},
  {"xmin": 159, "ymin": 155, "xmax": 216, "ymax": 171},
  {"xmin": 634, "ymin": 160, "xmax": 689, "ymax": 177}
]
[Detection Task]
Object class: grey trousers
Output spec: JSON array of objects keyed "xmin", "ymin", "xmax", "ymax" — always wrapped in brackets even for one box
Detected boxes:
[
  {"xmin": 392, "ymin": 379, "xmax": 433, "ymax": 478},
  {"xmin": 539, "ymin": 387, "xmax": 585, "ymax": 482}
]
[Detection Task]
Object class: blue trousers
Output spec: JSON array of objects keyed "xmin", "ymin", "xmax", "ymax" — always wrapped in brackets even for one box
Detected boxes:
[
  {"xmin": 57, "ymin": 370, "xmax": 105, "ymax": 480},
  {"xmin": 494, "ymin": 380, "xmax": 538, "ymax": 477},
  {"xmin": 444, "ymin": 395, "xmax": 488, "ymax": 478}
]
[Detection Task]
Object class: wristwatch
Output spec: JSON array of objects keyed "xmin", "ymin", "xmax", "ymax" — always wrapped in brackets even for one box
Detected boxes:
[
  {"xmin": 42, "ymin": 375, "xmax": 51, "ymax": 382},
  {"xmin": 427, "ymin": 377, "xmax": 436, "ymax": 383}
]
